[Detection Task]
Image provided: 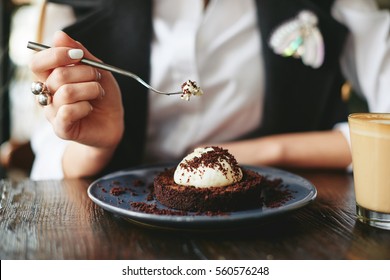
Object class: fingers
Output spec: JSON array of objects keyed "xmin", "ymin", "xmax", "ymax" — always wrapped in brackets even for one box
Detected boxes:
[
  {"xmin": 54, "ymin": 81, "xmax": 105, "ymax": 105},
  {"xmin": 44, "ymin": 81, "xmax": 105, "ymax": 121},
  {"xmin": 29, "ymin": 31, "xmax": 105, "ymax": 116},
  {"xmin": 29, "ymin": 47, "xmax": 84, "ymax": 80},
  {"xmin": 29, "ymin": 31, "xmax": 124, "ymax": 147},
  {"xmin": 52, "ymin": 101, "xmax": 94, "ymax": 140},
  {"xmin": 46, "ymin": 64, "xmax": 102, "ymax": 92},
  {"xmin": 29, "ymin": 30, "xmax": 101, "ymax": 81},
  {"xmin": 44, "ymin": 62, "xmax": 105, "ymax": 109}
]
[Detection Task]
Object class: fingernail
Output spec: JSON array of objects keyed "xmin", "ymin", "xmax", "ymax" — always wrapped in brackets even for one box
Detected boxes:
[{"xmin": 68, "ymin": 49, "xmax": 84, "ymax": 60}]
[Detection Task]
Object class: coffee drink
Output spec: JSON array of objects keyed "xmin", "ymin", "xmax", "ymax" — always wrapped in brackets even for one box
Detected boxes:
[{"xmin": 349, "ymin": 113, "xmax": 390, "ymax": 229}]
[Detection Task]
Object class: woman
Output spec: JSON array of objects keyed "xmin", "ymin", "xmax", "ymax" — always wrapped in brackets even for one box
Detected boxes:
[{"xmin": 29, "ymin": 0, "xmax": 390, "ymax": 179}]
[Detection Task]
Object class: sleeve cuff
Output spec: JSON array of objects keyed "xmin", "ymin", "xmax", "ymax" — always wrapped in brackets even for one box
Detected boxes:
[
  {"xmin": 30, "ymin": 122, "xmax": 67, "ymax": 180},
  {"xmin": 334, "ymin": 121, "xmax": 353, "ymax": 172}
]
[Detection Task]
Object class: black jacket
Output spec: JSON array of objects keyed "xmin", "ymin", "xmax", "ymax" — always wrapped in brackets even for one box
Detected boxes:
[{"xmin": 49, "ymin": 0, "xmax": 349, "ymax": 176}]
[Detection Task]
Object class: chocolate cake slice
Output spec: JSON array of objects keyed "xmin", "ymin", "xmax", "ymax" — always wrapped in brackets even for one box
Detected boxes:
[{"xmin": 154, "ymin": 167, "xmax": 263, "ymax": 212}]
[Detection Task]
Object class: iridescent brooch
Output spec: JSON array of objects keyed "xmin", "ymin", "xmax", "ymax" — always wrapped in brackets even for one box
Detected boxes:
[{"xmin": 269, "ymin": 10, "xmax": 324, "ymax": 69}]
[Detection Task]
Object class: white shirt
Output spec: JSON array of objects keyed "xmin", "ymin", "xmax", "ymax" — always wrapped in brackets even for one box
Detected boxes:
[
  {"xmin": 30, "ymin": 0, "xmax": 390, "ymax": 179},
  {"xmin": 145, "ymin": 0, "xmax": 262, "ymax": 162},
  {"xmin": 333, "ymin": 0, "xmax": 390, "ymax": 145}
]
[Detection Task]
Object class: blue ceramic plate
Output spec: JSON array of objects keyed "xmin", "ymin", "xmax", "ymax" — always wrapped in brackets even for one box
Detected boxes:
[{"xmin": 87, "ymin": 165, "xmax": 317, "ymax": 230}]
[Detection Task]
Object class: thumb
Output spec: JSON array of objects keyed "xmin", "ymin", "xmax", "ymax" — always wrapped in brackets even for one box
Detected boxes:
[{"xmin": 53, "ymin": 30, "xmax": 101, "ymax": 61}]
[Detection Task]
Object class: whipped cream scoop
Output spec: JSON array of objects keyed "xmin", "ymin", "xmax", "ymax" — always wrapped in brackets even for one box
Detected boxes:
[
  {"xmin": 180, "ymin": 80, "xmax": 204, "ymax": 101},
  {"xmin": 174, "ymin": 147, "xmax": 243, "ymax": 188}
]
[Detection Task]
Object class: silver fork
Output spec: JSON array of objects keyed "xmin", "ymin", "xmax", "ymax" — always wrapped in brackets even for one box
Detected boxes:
[{"xmin": 27, "ymin": 41, "xmax": 183, "ymax": 96}]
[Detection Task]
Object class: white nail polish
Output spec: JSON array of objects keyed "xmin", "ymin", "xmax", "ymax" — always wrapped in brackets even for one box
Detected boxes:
[{"xmin": 68, "ymin": 49, "xmax": 84, "ymax": 60}]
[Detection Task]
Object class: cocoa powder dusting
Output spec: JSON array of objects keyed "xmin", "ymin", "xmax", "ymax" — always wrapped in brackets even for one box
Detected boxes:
[
  {"xmin": 180, "ymin": 146, "xmax": 242, "ymax": 181},
  {"xmin": 262, "ymin": 178, "xmax": 295, "ymax": 208}
]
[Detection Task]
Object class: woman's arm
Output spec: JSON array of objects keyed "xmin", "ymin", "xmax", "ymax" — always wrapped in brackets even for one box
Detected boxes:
[
  {"xmin": 30, "ymin": 31, "xmax": 124, "ymax": 178},
  {"xmin": 217, "ymin": 130, "xmax": 352, "ymax": 169}
]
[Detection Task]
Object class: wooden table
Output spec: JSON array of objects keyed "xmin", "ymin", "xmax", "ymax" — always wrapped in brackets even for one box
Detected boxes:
[{"xmin": 1, "ymin": 169, "xmax": 390, "ymax": 260}]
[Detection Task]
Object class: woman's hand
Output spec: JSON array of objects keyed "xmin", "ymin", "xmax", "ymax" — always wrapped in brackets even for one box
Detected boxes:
[{"xmin": 29, "ymin": 31, "xmax": 124, "ymax": 177}]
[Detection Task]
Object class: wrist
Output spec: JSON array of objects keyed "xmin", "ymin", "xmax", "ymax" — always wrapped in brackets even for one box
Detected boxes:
[{"xmin": 62, "ymin": 142, "xmax": 118, "ymax": 178}]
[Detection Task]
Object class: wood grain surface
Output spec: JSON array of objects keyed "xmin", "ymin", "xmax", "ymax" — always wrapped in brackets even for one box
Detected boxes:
[{"xmin": 1, "ymin": 169, "xmax": 390, "ymax": 260}]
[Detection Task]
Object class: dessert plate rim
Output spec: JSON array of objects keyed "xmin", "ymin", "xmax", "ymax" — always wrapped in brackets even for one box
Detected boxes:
[{"xmin": 87, "ymin": 164, "xmax": 317, "ymax": 230}]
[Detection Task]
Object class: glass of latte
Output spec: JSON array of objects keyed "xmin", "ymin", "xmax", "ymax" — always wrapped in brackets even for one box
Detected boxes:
[{"xmin": 349, "ymin": 113, "xmax": 390, "ymax": 230}]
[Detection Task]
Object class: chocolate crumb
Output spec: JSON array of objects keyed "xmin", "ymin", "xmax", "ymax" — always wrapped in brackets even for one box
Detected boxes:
[
  {"xmin": 131, "ymin": 202, "xmax": 188, "ymax": 216},
  {"xmin": 262, "ymin": 178, "xmax": 294, "ymax": 208},
  {"xmin": 110, "ymin": 187, "xmax": 125, "ymax": 196}
]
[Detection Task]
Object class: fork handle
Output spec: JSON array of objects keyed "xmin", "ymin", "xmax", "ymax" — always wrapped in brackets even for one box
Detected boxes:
[
  {"xmin": 27, "ymin": 41, "xmax": 182, "ymax": 95},
  {"xmin": 27, "ymin": 41, "xmax": 142, "ymax": 80}
]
